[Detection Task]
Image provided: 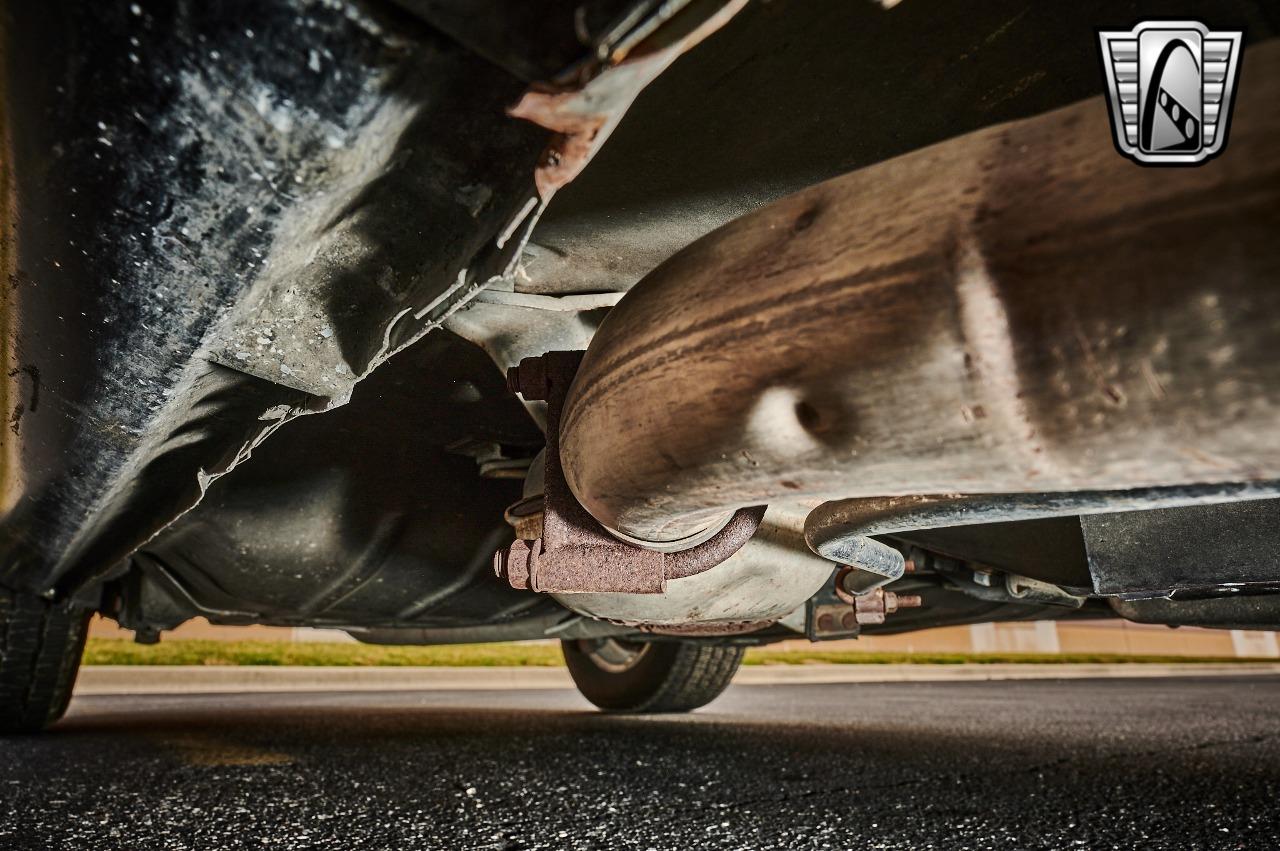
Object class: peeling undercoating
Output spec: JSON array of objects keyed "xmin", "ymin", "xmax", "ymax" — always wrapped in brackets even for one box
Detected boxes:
[
  {"xmin": 0, "ymin": 0, "xmax": 750, "ymax": 598},
  {"xmin": 3, "ymin": 0, "xmax": 400, "ymax": 592},
  {"xmin": 206, "ymin": 79, "xmax": 425, "ymax": 398},
  {"xmin": 195, "ymin": 9, "xmax": 540, "ymax": 401},
  {"xmin": 39, "ymin": 1, "xmax": 440, "ymax": 586},
  {"xmin": 207, "ymin": 0, "xmax": 752, "ymax": 401}
]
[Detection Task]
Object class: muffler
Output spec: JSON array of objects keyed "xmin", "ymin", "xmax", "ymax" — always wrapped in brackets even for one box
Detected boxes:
[
  {"xmin": 559, "ymin": 40, "xmax": 1280, "ymax": 548},
  {"xmin": 504, "ymin": 40, "xmax": 1280, "ymax": 600}
]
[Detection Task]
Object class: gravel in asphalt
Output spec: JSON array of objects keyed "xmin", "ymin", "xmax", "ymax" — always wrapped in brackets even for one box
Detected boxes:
[{"xmin": 1, "ymin": 675, "xmax": 1278, "ymax": 850}]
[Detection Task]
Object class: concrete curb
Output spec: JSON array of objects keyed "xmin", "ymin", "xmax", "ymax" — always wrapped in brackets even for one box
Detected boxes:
[
  {"xmin": 74, "ymin": 663, "xmax": 1280, "ymax": 695},
  {"xmin": 75, "ymin": 666, "xmax": 574, "ymax": 695}
]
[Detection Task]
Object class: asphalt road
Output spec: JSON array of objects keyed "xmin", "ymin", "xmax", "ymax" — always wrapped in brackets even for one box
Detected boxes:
[{"xmin": 2, "ymin": 676, "xmax": 1278, "ymax": 850}]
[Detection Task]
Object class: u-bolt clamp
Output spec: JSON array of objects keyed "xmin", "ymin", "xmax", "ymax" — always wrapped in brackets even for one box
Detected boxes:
[{"xmin": 495, "ymin": 351, "xmax": 764, "ymax": 594}]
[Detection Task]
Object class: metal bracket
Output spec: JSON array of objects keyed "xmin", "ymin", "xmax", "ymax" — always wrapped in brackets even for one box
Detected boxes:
[
  {"xmin": 494, "ymin": 351, "xmax": 764, "ymax": 594},
  {"xmin": 805, "ymin": 484, "xmax": 1280, "ymax": 598}
]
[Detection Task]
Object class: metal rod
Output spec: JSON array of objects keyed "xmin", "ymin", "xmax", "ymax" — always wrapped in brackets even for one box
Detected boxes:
[{"xmin": 557, "ymin": 40, "xmax": 1280, "ymax": 547}]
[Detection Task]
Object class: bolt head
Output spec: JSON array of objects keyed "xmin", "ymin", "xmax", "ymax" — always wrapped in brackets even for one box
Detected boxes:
[{"xmin": 508, "ymin": 357, "xmax": 550, "ymax": 400}]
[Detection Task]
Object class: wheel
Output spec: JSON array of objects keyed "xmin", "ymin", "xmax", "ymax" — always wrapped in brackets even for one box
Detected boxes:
[
  {"xmin": 0, "ymin": 587, "xmax": 91, "ymax": 734},
  {"xmin": 561, "ymin": 637, "xmax": 743, "ymax": 713}
]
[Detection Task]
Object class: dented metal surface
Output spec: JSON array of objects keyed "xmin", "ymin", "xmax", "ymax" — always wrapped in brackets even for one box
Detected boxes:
[{"xmin": 557, "ymin": 40, "xmax": 1280, "ymax": 546}]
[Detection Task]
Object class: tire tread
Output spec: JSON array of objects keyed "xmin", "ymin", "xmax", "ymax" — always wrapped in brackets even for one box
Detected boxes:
[
  {"xmin": 563, "ymin": 638, "xmax": 745, "ymax": 714},
  {"xmin": 632, "ymin": 643, "xmax": 744, "ymax": 713},
  {"xmin": 0, "ymin": 588, "xmax": 90, "ymax": 734}
]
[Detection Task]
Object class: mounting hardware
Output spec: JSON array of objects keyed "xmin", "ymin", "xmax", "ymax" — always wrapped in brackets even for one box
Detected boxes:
[{"xmin": 494, "ymin": 352, "xmax": 764, "ymax": 594}]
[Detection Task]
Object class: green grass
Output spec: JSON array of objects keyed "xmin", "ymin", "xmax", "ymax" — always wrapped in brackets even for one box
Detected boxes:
[
  {"xmin": 82, "ymin": 639, "xmax": 1272, "ymax": 668},
  {"xmin": 84, "ymin": 639, "xmax": 565, "ymax": 667}
]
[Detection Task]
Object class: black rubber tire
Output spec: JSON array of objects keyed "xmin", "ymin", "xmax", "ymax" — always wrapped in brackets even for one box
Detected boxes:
[
  {"xmin": 561, "ymin": 638, "xmax": 743, "ymax": 713},
  {"xmin": 0, "ymin": 587, "xmax": 91, "ymax": 734}
]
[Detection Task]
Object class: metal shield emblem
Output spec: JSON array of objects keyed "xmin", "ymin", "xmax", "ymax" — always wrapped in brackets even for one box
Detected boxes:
[{"xmin": 1098, "ymin": 21, "xmax": 1243, "ymax": 165}]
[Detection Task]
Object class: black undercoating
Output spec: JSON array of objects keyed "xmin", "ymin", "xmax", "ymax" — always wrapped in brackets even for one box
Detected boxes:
[
  {"xmin": 0, "ymin": 0, "xmax": 549, "ymax": 598},
  {"xmin": 121, "ymin": 329, "xmax": 553, "ymax": 631}
]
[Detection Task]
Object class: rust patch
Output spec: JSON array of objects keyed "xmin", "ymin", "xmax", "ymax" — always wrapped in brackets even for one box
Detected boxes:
[
  {"xmin": 506, "ymin": 0, "xmax": 748, "ymax": 201},
  {"xmin": 642, "ymin": 620, "xmax": 772, "ymax": 636},
  {"xmin": 508, "ymin": 90, "xmax": 609, "ymax": 199},
  {"xmin": 495, "ymin": 352, "xmax": 763, "ymax": 594}
]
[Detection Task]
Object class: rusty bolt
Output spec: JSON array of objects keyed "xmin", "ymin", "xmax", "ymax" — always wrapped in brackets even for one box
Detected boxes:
[
  {"xmin": 840, "ymin": 611, "xmax": 857, "ymax": 630},
  {"xmin": 882, "ymin": 591, "xmax": 923, "ymax": 614},
  {"xmin": 846, "ymin": 587, "xmax": 924, "ymax": 625},
  {"xmin": 506, "ymin": 356, "xmax": 550, "ymax": 400},
  {"xmin": 817, "ymin": 613, "xmax": 835, "ymax": 631},
  {"xmin": 494, "ymin": 539, "xmax": 536, "ymax": 590}
]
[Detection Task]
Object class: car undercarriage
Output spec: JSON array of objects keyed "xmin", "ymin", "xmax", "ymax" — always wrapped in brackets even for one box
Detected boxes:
[{"xmin": 1, "ymin": 0, "xmax": 1278, "ymax": 726}]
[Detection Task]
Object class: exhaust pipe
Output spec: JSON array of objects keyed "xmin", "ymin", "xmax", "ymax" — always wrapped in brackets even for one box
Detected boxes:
[{"xmin": 557, "ymin": 39, "xmax": 1280, "ymax": 550}]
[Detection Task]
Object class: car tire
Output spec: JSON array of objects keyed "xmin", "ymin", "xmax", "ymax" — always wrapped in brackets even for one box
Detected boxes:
[
  {"xmin": 561, "ymin": 637, "xmax": 743, "ymax": 713},
  {"xmin": 0, "ymin": 587, "xmax": 91, "ymax": 734}
]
